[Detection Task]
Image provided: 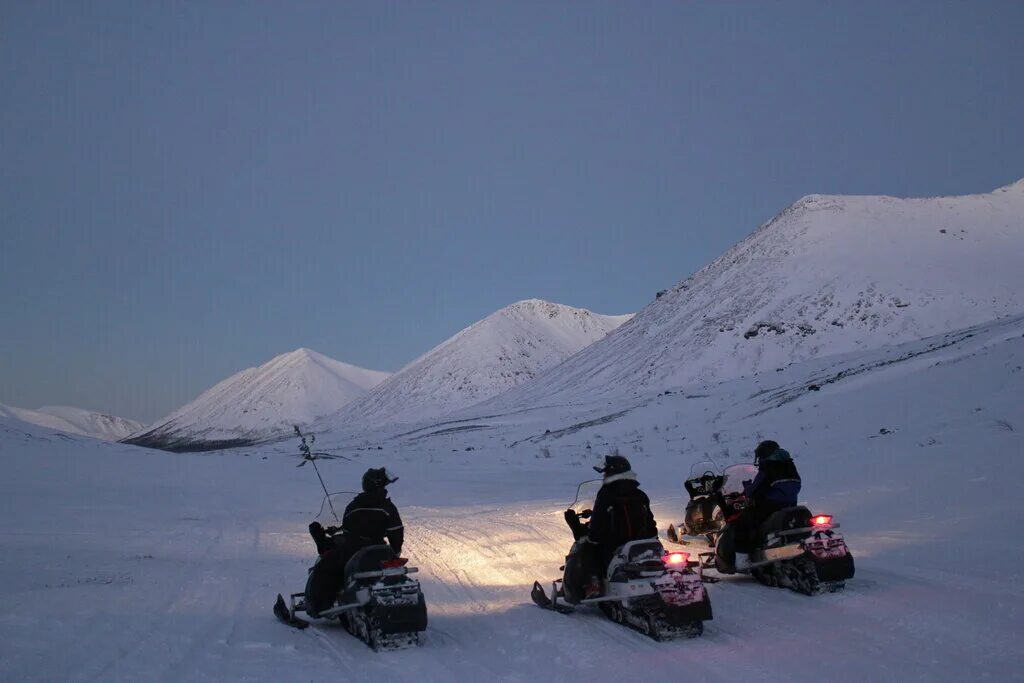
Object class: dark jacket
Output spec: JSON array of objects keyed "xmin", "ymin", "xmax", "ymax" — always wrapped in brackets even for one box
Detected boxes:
[
  {"xmin": 341, "ymin": 489, "xmax": 404, "ymax": 555},
  {"xmin": 744, "ymin": 448, "xmax": 801, "ymax": 507},
  {"xmin": 587, "ymin": 473, "xmax": 657, "ymax": 548}
]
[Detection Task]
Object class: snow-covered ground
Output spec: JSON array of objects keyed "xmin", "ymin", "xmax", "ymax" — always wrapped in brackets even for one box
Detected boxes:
[
  {"xmin": 0, "ymin": 404, "xmax": 145, "ymax": 441},
  {"xmin": 125, "ymin": 348, "xmax": 389, "ymax": 451},
  {"xmin": 3, "ymin": 314, "xmax": 1021, "ymax": 682}
]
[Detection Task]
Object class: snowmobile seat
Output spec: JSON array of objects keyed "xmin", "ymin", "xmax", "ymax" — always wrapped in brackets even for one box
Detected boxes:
[
  {"xmin": 618, "ymin": 538, "xmax": 665, "ymax": 562},
  {"xmin": 344, "ymin": 544, "xmax": 397, "ymax": 579},
  {"xmin": 758, "ymin": 506, "xmax": 813, "ymax": 538},
  {"xmin": 608, "ymin": 538, "xmax": 665, "ymax": 581}
]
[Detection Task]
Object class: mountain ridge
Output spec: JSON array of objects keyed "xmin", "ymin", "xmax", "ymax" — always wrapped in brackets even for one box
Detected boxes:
[
  {"xmin": 472, "ymin": 179, "xmax": 1024, "ymax": 412},
  {"xmin": 316, "ymin": 299, "xmax": 631, "ymax": 429},
  {"xmin": 0, "ymin": 404, "xmax": 145, "ymax": 441},
  {"xmin": 124, "ymin": 348, "xmax": 389, "ymax": 451}
]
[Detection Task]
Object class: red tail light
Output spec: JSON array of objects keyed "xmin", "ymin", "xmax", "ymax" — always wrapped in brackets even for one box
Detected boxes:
[
  {"xmin": 812, "ymin": 515, "xmax": 833, "ymax": 526},
  {"xmin": 663, "ymin": 552, "xmax": 689, "ymax": 565},
  {"xmin": 381, "ymin": 558, "xmax": 409, "ymax": 568}
]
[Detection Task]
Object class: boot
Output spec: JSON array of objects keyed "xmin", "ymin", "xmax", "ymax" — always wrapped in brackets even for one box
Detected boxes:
[
  {"xmin": 584, "ymin": 576, "xmax": 603, "ymax": 600},
  {"xmin": 308, "ymin": 522, "xmax": 330, "ymax": 555},
  {"xmin": 735, "ymin": 552, "xmax": 751, "ymax": 571}
]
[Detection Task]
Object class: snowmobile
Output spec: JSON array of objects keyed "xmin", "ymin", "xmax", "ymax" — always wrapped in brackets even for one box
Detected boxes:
[
  {"xmin": 667, "ymin": 462, "xmax": 754, "ymax": 554},
  {"xmin": 666, "ymin": 460, "xmax": 726, "ymax": 546},
  {"xmin": 713, "ymin": 465, "xmax": 855, "ymax": 595},
  {"xmin": 531, "ymin": 480, "xmax": 712, "ymax": 640},
  {"xmin": 274, "ymin": 492, "xmax": 428, "ymax": 651}
]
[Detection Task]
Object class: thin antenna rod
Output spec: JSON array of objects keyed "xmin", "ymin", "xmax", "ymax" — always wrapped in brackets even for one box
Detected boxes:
[{"xmin": 295, "ymin": 426, "xmax": 339, "ymax": 521}]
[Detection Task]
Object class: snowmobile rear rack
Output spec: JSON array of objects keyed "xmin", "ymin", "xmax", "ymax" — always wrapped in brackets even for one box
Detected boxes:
[
  {"xmin": 349, "ymin": 566, "xmax": 419, "ymax": 581},
  {"xmin": 771, "ymin": 523, "xmax": 840, "ymax": 539}
]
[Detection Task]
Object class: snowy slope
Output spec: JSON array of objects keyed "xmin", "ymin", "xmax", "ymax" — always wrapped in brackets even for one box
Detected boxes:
[
  {"xmin": 0, "ymin": 403, "xmax": 144, "ymax": 441},
  {"xmin": 320, "ymin": 299, "xmax": 631, "ymax": 427},
  {"xmin": 2, "ymin": 314, "xmax": 1021, "ymax": 682},
  {"xmin": 125, "ymin": 348, "xmax": 389, "ymax": 451},
  {"xmin": 483, "ymin": 179, "xmax": 1024, "ymax": 409}
]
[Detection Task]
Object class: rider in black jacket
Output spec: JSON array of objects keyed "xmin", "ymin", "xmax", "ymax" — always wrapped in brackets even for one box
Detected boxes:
[
  {"xmin": 722, "ymin": 440, "xmax": 802, "ymax": 572},
  {"xmin": 566, "ymin": 454, "xmax": 657, "ymax": 598},
  {"xmin": 305, "ymin": 468, "xmax": 404, "ymax": 615}
]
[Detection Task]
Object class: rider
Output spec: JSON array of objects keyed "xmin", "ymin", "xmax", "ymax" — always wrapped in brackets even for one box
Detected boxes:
[
  {"xmin": 305, "ymin": 467, "xmax": 404, "ymax": 615},
  {"xmin": 565, "ymin": 454, "xmax": 657, "ymax": 599},
  {"xmin": 730, "ymin": 440, "xmax": 801, "ymax": 569}
]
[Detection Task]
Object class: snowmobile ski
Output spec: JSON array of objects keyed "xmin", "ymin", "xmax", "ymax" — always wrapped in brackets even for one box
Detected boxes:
[
  {"xmin": 530, "ymin": 581, "xmax": 574, "ymax": 614},
  {"xmin": 274, "ymin": 593, "xmax": 310, "ymax": 629}
]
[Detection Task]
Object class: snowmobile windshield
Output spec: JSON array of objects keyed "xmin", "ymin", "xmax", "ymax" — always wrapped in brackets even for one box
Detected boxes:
[
  {"xmin": 569, "ymin": 479, "xmax": 604, "ymax": 516},
  {"xmin": 721, "ymin": 464, "xmax": 758, "ymax": 496},
  {"xmin": 316, "ymin": 491, "xmax": 358, "ymax": 524},
  {"xmin": 687, "ymin": 460, "xmax": 720, "ymax": 479}
]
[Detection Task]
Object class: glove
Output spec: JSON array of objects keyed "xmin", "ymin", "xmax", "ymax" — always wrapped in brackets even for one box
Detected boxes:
[
  {"xmin": 325, "ymin": 526, "xmax": 341, "ymax": 535},
  {"xmin": 563, "ymin": 509, "xmax": 578, "ymax": 525}
]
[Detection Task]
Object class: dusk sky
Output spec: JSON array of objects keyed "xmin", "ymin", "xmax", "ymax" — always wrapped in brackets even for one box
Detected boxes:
[{"xmin": 2, "ymin": 1, "xmax": 1022, "ymax": 422}]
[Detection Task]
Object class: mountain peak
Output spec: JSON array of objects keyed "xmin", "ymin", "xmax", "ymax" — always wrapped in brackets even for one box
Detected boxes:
[
  {"xmin": 275, "ymin": 347, "xmax": 319, "ymax": 362},
  {"xmin": 321, "ymin": 300, "xmax": 632, "ymax": 427},
  {"xmin": 499, "ymin": 299, "xmax": 579, "ymax": 319},
  {"xmin": 124, "ymin": 350, "xmax": 390, "ymax": 451},
  {"xmin": 482, "ymin": 181, "xmax": 1024, "ymax": 408},
  {"xmin": 0, "ymin": 403, "xmax": 144, "ymax": 441}
]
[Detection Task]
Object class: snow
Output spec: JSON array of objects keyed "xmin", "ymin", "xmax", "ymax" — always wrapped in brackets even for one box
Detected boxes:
[
  {"xmin": 2, "ymin": 313, "xmax": 1022, "ymax": 681},
  {"xmin": 475, "ymin": 181, "xmax": 1024, "ymax": 411},
  {"xmin": 125, "ymin": 348, "xmax": 389, "ymax": 451},
  {"xmin": 3, "ymin": 180, "xmax": 1022, "ymax": 680},
  {"xmin": 318, "ymin": 299, "xmax": 631, "ymax": 428},
  {"xmin": 0, "ymin": 404, "xmax": 144, "ymax": 441}
]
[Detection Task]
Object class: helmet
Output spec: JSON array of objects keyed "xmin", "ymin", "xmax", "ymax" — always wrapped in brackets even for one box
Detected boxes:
[
  {"xmin": 754, "ymin": 440, "xmax": 780, "ymax": 465},
  {"xmin": 361, "ymin": 467, "xmax": 398, "ymax": 492},
  {"xmin": 593, "ymin": 454, "xmax": 632, "ymax": 477}
]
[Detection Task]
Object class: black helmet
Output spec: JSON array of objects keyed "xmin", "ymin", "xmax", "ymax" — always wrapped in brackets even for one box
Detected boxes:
[
  {"xmin": 593, "ymin": 454, "xmax": 632, "ymax": 477},
  {"xmin": 754, "ymin": 440, "xmax": 780, "ymax": 465},
  {"xmin": 362, "ymin": 467, "xmax": 398, "ymax": 492}
]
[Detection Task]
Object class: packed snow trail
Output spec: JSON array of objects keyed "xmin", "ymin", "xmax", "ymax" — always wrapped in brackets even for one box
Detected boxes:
[{"xmin": 1, "ymin": 449, "xmax": 1021, "ymax": 682}]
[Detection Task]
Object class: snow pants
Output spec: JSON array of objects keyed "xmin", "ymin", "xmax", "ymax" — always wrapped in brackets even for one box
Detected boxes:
[{"xmin": 305, "ymin": 534, "xmax": 354, "ymax": 616}]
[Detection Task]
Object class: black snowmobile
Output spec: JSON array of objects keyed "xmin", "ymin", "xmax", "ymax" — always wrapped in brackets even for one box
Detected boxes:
[
  {"xmin": 667, "ymin": 462, "xmax": 754, "ymax": 570},
  {"xmin": 713, "ymin": 465, "xmax": 855, "ymax": 595},
  {"xmin": 274, "ymin": 492, "xmax": 428, "ymax": 651},
  {"xmin": 667, "ymin": 461, "xmax": 727, "ymax": 546},
  {"xmin": 531, "ymin": 480, "xmax": 712, "ymax": 640}
]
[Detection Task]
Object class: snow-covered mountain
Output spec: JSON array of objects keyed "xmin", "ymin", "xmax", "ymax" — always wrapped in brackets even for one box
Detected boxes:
[
  {"xmin": 125, "ymin": 348, "xmax": 389, "ymax": 451},
  {"xmin": 480, "ymin": 179, "xmax": 1024, "ymax": 409},
  {"xmin": 320, "ymin": 299, "xmax": 631, "ymax": 427},
  {"xmin": 0, "ymin": 403, "xmax": 145, "ymax": 441}
]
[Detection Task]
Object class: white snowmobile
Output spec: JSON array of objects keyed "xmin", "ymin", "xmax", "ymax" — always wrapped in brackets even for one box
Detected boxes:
[
  {"xmin": 531, "ymin": 480, "xmax": 713, "ymax": 640},
  {"xmin": 713, "ymin": 465, "xmax": 855, "ymax": 595},
  {"xmin": 274, "ymin": 492, "xmax": 428, "ymax": 651}
]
